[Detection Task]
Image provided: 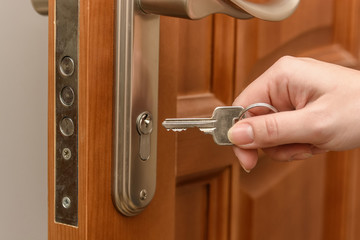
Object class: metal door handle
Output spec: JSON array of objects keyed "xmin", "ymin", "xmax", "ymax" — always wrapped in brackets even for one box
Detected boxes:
[
  {"xmin": 230, "ymin": 0, "xmax": 300, "ymax": 21},
  {"xmin": 139, "ymin": 0, "xmax": 300, "ymax": 21},
  {"xmin": 31, "ymin": 0, "xmax": 48, "ymax": 16}
]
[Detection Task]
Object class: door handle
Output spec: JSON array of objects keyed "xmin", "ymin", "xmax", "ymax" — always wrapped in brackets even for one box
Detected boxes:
[
  {"xmin": 139, "ymin": 0, "xmax": 299, "ymax": 21},
  {"xmin": 31, "ymin": 0, "xmax": 48, "ymax": 16},
  {"xmin": 113, "ymin": 0, "xmax": 301, "ymax": 216}
]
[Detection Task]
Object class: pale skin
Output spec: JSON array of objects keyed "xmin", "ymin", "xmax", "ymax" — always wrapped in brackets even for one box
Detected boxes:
[{"xmin": 228, "ymin": 56, "xmax": 360, "ymax": 172}]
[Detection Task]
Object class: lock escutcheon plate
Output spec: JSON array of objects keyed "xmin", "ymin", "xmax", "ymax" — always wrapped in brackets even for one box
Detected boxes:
[{"xmin": 112, "ymin": 0, "xmax": 159, "ymax": 216}]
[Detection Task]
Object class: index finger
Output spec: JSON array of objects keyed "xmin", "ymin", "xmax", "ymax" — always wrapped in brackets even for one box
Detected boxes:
[{"xmin": 233, "ymin": 56, "xmax": 302, "ymax": 113}]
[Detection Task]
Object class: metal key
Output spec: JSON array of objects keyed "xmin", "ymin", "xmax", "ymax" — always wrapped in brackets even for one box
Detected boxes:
[
  {"xmin": 162, "ymin": 106, "xmax": 244, "ymax": 145},
  {"xmin": 162, "ymin": 103, "xmax": 278, "ymax": 145}
]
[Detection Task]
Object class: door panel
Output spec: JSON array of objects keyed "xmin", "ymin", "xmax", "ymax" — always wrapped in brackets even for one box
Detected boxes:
[
  {"xmin": 160, "ymin": 0, "xmax": 360, "ymax": 239},
  {"xmin": 235, "ymin": 0, "xmax": 360, "ymax": 238},
  {"xmin": 49, "ymin": 0, "xmax": 360, "ymax": 239}
]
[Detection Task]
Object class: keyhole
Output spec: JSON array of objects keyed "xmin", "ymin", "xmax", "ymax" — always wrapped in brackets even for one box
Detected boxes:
[
  {"xmin": 136, "ymin": 112, "xmax": 153, "ymax": 161},
  {"xmin": 137, "ymin": 112, "xmax": 153, "ymax": 135}
]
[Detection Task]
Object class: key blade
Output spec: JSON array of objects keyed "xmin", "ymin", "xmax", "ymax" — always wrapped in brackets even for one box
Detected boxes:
[{"xmin": 162, "ymin": 118, "xmax": 216, "ymax": 133}]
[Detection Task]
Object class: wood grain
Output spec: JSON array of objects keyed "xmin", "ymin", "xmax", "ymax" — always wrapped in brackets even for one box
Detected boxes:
[
  {"xmin": 239, "ymin": 156, "xmax": 325, "ymax": 240},
  {"xmin": 176, "ymin": 169, "xmax": 231, "ymax": 240},
  {"xmin": 212, "ymin": 14, "xmax": 236, "ymax": 105},
  {"xmin": 176, "ymin": 182, "xmax": 209, "ymax": 240},
  {"xmin": 176, "ymin": 17, "xmax": 213, "ymax": 96},
  {"xmin": 323, "ymin": 150, "xmax": 360, "ymax": 240},
  {"xmin": 334, "ymin": 0, "xmax": 360, "ymax": 61}
]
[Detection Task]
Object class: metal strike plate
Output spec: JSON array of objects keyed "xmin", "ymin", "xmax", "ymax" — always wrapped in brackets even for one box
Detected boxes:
[
  {"xmin": 55, "ymin": 0, "xmax": 79, "ymax": 226},
  {"xmin": 112, "ymin": 0, "xmax": 159, "ymax": 216}
]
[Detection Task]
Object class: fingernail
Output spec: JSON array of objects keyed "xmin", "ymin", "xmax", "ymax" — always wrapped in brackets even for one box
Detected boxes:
[
  {"xmin": 290, "ymin": 152, "xmax": 313, "ymax": 160},
  {"xmin": 240, "ymin": 162, "xmax": 251, "ymax": 173},
  {"xmin": 228, "ymin": 124, "xmax": 254, "ymax": 146}
]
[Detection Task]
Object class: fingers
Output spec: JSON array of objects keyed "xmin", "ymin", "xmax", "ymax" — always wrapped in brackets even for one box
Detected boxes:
[
  {"xmin": 230, "ymin": 56, "xmax": 340, "ymax": 171},
  {"xmin": 232, "ymin": 147, "xmax": 258, "ymax": 172},
  {"xmin": 263, "ymin": 144, "xmax": 313, "ymax": 161},
  {"xmin": 233, "ymin": 56, "xmax": 302, "ymax": 110},
  {"xmin": 228, "ymin": 109, "xmax": 319, "ymax": 149},
  {"xmin": 264, "ymin": 144, "xmax": 329, "ymax": 161},
  {"xmin": 234, "ymin": 143, "xmax": 328, "ymax": 172},
  {"xmin": 233, "ymin": 56, "xmax": 325, "ymax": 112}
]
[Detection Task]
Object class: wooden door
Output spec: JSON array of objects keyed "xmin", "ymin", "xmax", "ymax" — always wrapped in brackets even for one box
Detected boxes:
[{"xmin": 48, "ymin": 0, "xmax": 360, "ymax": 239}]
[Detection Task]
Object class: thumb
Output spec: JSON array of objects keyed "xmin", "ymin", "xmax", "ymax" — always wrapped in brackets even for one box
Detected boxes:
[{"xmin": 228, "ymin": 109, "xmax": 315, "ymax": 149}]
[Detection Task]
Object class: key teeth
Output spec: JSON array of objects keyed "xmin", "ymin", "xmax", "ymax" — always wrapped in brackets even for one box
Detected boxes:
[
  {"xmin": 199, "ymin": 128, "xmax": 215, "ymax": 134},
  {"xmin": 162, "ymin": 121, "xmax": 186, "ymax": 132},
  {"xmin": 171, "ymin": 128, "xmax": 187, "ymax": 132}
]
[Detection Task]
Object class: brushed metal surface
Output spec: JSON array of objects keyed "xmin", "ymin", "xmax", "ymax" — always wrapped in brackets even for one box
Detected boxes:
[
  {"xmin": 55, "ymin": 0, "xmax": 79, "ymax": 226},
  {"xmin": 139, "ymin": 0, "xmax": 299, "ymax": 21},
  {"xmin": 113, "ymin": 0, "xmax": 159, "ymax": 216},
  {"xmin": 31, "ymin": 0, "xmax": 48, "ymax": 16}
]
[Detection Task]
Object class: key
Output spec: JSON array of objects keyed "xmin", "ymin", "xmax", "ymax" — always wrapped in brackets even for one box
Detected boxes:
[
  {"xmin": 162, "ymin": 106, "xmax": 244, "ymax": 145},
  {"xmin": 162, "ymin": 103, "xmax": 278, "ymax": 145}
]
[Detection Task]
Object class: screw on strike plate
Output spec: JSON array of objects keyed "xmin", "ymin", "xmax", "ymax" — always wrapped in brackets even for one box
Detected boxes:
[
  {"xmin": 59, "ymin": 56, "xmax": 75, "ymax": 77},
  {"xmin": 62, "ymin": 148, "xmax": 71, "ymax": 160},
  {"xmin": 62, "ymin": 196, "xmax": 71, "ymax": 209}
]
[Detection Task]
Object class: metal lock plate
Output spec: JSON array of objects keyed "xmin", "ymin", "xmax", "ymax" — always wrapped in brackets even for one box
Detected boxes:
[{"xmin": 54, "ymin": 0, "xmax": 79, "ymax": 226}]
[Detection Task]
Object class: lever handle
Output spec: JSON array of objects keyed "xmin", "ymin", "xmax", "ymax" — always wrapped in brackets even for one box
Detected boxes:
[
  {"xmin": 229, "ymin": 0, "xmax": 300, "ymax": 21},
  {"xmin": 139, "ymin": 0, "xmax": 300, "ymax": 21},
  {"xmin": 31, "ymin": 0, "xmax": 48, "ymax": 16}
]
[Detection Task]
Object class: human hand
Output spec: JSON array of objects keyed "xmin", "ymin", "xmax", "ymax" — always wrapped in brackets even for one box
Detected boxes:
[{"xmin": 228, "ymin": 56, "xmax": 360, "ymax": 172}]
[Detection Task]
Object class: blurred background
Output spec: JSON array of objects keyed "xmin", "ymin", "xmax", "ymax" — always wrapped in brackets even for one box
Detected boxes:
[{"xmin": 0, "ymin": 1, "xmax": 47, "ymax": 239}]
